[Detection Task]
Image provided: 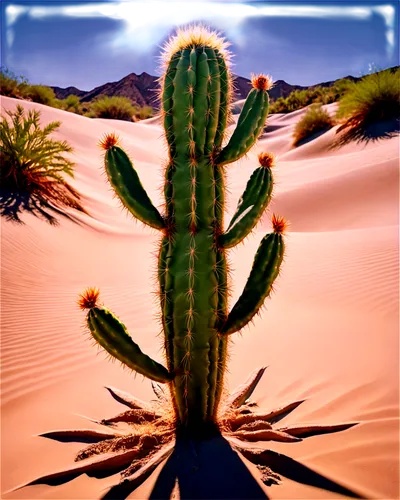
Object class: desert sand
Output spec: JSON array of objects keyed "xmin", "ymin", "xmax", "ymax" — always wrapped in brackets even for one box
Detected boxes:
[{"xmin": 1, "ymin": 95, "xmax": 399, "ymax": 499}]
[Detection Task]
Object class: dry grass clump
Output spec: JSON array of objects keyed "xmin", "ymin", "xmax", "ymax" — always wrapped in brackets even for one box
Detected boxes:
[
  {"xmin": 335, "ymin": 68, "xmax": 400, "ymax": 143},
  {"xmin": 56, "ymin": 94, "xmax": 82, "ymax": 114},
  {"xmin": 0, "ymin": 68, "xmax": 29, "ymax": 98},
  {"xmin": 90, "ymin": 95, "xmax": 137, "ymax": 121},
  {"xmin": 134, "ymin": 105, "xmax": 154, "ymax": 121},
  {"xmin": 25, "ymin": 85, "xmax": 57, "ymax": 106},
  {"xmin": 293, "ymin": 104, "xmax": 335, "ymax": 146}
]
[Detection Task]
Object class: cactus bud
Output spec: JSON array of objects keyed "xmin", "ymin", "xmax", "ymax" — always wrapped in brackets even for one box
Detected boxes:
[
  {"xmin": 99, "ymin": 132, "xmax": 119, "ymax": 151},
  {"xmin": 78, "ymin": 287, "xmax": 100, "ymax": 310},
  {"xmin": 272, "ymin": 214, "xmax": 288, "ymax": 234},
  {"xmin": 258, "ymin": 152, "xmax": 275, "ymax": 169},
  {"xmin": 251, "ymin": 74, "xmax": 274, "ymax": 91}
]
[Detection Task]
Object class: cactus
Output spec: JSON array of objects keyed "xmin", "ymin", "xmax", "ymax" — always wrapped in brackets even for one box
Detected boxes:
[
  {"xmin": 21, "ymin": 27, "xmax": 358, "ymax": 497},
  {"xmin": 81, "ymin": 26, "xmax": 283, "ymax": 432}
]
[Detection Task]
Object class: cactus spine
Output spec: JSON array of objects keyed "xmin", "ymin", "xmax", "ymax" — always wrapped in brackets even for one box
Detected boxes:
[{"xmin": 81, "ymin": 26, "xmax": 286, "ymax": 433}]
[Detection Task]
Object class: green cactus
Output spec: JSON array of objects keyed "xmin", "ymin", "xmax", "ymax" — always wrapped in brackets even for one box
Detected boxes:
[
  {"xmin": 21, "ymin": 27, "xmax": 360, "ymax": 498},
  {"xmin": 80, "ymin": 27, "xmax": 285, "ymax": 432}
]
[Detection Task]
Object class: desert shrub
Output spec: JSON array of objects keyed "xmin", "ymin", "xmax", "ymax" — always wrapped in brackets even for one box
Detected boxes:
[
  {"xmin": 309, "ymin": 79, "xmax": 354, "ymax": 106},
  {"xmin": 329, "ymin": 78, "xmax": 355, "ymax": 101},
  {"xmin": 270, "ymin": 80, "xmax": 354, "ymax": 113},
  {"xmin": 0, "ymin": 67, "xmax": 29, "ymax": 98},
  {"xmin": 79, "ymin": 101, "xmax": 95, "ymax": 118},
  {"xmin": 336, "ymin": 68, "xmax": 400, "ymax": 141},
  {"xmin": 58, "ymin": 94, "xmax": 82, "ymax": 114},
  {"xmin": 25, "ymin": 85, "xmax": 57, "ymax": 106},
  {"xmin": 0, "ymin": 105, "xmax": 86, "ymax": 223},
  {"xmin": 51, "ymin": 98, "xmax": 64, "ymax": 109},
  {"xmin": 270, "ymin": 88, "xmax": 321, "ymax": 113},
  {"xmin": 90, "ymin": 95, "xmax": 136, "ymax": 121},
  {"xmin": 285, "ymin": 90, "xmax": 306, "ymax": 112},
  {"xmin": 308, "ymin": 88, "xmax": 323, "ymax": 105},
  {"xmin": 83, "ymin": 110, "xmax": 97, "ymax": 118},
  {"xmin": 269, "ymin": 96, "xmax": 288, "ymax": 114},
  {"xmin": 134, "ymin": 105, "xmax": 154, "ymax": 120},
  {"xmin": 293, "ymin": 104, "xmax": 335, "ymax": 146}
]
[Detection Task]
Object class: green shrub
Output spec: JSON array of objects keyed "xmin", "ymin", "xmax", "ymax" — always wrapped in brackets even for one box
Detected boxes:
[
  {"xmin": 51, "ymin": 98, "xmax": 64, "ymax": 109},
  {"xmin": 79, "ymin": 101, "xmax": 94, "ymax": 117},
  {"xmin": 316, "ymin": 80, "xmax": 353, "ymax": 106},
  {"xmin": 336, "ymin": 68, "xmax": 400, "ymax": 141},
  {"xmin": 285, "ymin": 90, "xmax": 305, "ymax": 112},
  {"xmin": 269, "ymin": 96, "xmax": 288, "ymax": 114},
  {"xmin": 134, "ymin": 105, "xmax": 153, "ymax": 120},
  {"xmin": 330, "ymin": 78, "xmax": 355, "ymax": 101},
  {"xmin": 58, "ymin": 94, "xmax": 82, "ymax": 114},
  {"xmin": 0, "ymin": 67, "xmax": 29, "ymax": 98},
  {"xmin": 26, "ymin": 85, "xmax": 56, "ymax": 106},
  {"xmin": 90, "ymin": 95, "xmax": 136, "ymax": 121},
  {"xmin": 269, "ymin": 79, "xmax": 354, "ymax": 114},
  {"xmin": 0, "ymin": 105, "xmax": 86, "ymax": 223},
  {"xmin": 293, "ymin": 104, "xmax": 335, "ymax": 146}
]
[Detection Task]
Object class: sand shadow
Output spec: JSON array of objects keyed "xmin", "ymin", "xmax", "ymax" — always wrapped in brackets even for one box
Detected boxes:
[
  {"xmin": 103, "ymin": 435, "xmax": 268, "ymax": 500},
  {"xmin": 237, "ymin": 444, "xmax": 364, "ymax": 498},
  {"xmin": 102, "ymin": 433, "xmax": 364, "ymax": 500},
  {"xmin": 150, "ymin": 436, "xmax": 267, "ymax": 500},
  {"xmin": 38, "ymin": 434, "xmax": 112, "ymax": 444},
  {"xmin": 257, "ymin": 123, "xmax": 287, "ymax": 140},
  {"xmin": 331, "ymin": 118, "xmax": 399, "ymax": 148},
  {"xmin": 293, "ymin": 128, "xmax": 332, "ymax": 147},
  {"xmin": 0, "ymin": 189, "xmax": 86, "ymax": 226}
]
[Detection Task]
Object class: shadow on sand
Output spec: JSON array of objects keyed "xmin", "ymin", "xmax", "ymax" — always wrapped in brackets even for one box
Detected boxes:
[
  {"xmin": 102, "ymin": 434, "xmax": 364, "ymax": 500},
  {"xmin": 292, "ymin": 128, "xmax": 331, "ymax": 147},
  {"xmin": 331, "ymin": 118, "xmax": 399, "ymax": 148},
  {"xmin": 0, "ymin": 189, "xmax": 86, "ymax": 226}
]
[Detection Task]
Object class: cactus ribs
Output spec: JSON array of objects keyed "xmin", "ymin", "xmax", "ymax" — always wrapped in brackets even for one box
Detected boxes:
[{"xmin": 23, "ymin": 26, "xmax": 358, "ymax": 497}]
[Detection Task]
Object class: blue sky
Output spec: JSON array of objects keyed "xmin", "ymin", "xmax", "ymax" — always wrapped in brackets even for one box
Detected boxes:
[{"xmin": 1, "ymin": 1, "xmax": 398, "ymax": 90}]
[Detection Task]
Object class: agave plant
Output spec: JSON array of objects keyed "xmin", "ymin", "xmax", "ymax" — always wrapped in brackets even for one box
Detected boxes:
[
  {"xmin": 0, "ymin": 105, "xmax": 86, "ymax": 223},
  {"xmin": 18, "ymin": 26, "xmax": 359, "ymax": 498}
]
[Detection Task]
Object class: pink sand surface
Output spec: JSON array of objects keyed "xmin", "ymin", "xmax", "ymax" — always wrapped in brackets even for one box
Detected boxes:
[{"xmin": 1, "ymin": 96, "xmax": 399, "ymax": 499}]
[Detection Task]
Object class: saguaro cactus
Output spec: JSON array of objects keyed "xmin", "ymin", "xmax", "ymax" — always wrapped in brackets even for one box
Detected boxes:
[
  {"xmin": 21, "ymin": 27, "xmax": 359, "ymax": 497},
  {"xmin": 83, "ymin": 26, "xmax": 284, "ymax": 431}
]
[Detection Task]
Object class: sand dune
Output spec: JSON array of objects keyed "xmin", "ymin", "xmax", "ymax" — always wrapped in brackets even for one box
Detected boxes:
[{"xmin": 1, "ymin": 96, "xmax": 399, "ymax": 499}]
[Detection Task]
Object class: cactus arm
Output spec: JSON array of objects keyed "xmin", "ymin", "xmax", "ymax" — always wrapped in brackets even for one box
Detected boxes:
[
  {"xmin": 220, "ymin": 164, "xmax": 273, "ymax": 249},
  {"xmin": 220, "ymin": 222, "xmax": 285, "ymax": 335},
  {"xmin": 216, "ymin": 86, "xmax": 270, "ymax": 166},
  {"xmin": 104, "ymin": 146, "xmax": 165, "ymax": 230},
  {"xmin": 87, "ymin": 306, "xmax": 173, "ymax": 383}
]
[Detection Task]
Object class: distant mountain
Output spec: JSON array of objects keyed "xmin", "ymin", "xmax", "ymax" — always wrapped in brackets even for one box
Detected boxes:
[
  {"xmin": 51, "ymin": 86, "xmax": 87, "ymax": 100},
  {"xmin": 51, "ymin": 72, "xmax": 306, "ymax": 107},
  {"xmin": 51, "ymin": 67, "xmax": 398, "ymax": 109},
  {"xmin": 52, "ymin": 72, "xmax": 159, "ymax": 108},
  {"xmin": 80, "ymin": 72, "xmax": 159, "ymax": 107}
]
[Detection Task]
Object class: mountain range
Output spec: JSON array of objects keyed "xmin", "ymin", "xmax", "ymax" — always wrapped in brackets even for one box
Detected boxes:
[{"xmin": 51, "ymin": 71, "xmax": 361, "ymax": 109}]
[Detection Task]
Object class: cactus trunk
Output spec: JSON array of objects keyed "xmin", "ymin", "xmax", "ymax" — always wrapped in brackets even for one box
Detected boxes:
[
  {"xmin": 160, "ymin": 46, "xmax": 229, "ymax": 428},
  {"xmin": 82, "ymin": 26, "xmax": 285, "ymax": 435}
]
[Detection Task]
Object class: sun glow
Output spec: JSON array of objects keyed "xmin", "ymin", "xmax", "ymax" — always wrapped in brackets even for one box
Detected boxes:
[{"xmin": 171, "ymin": 2, "xmax": 205, "ymax": 22}]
